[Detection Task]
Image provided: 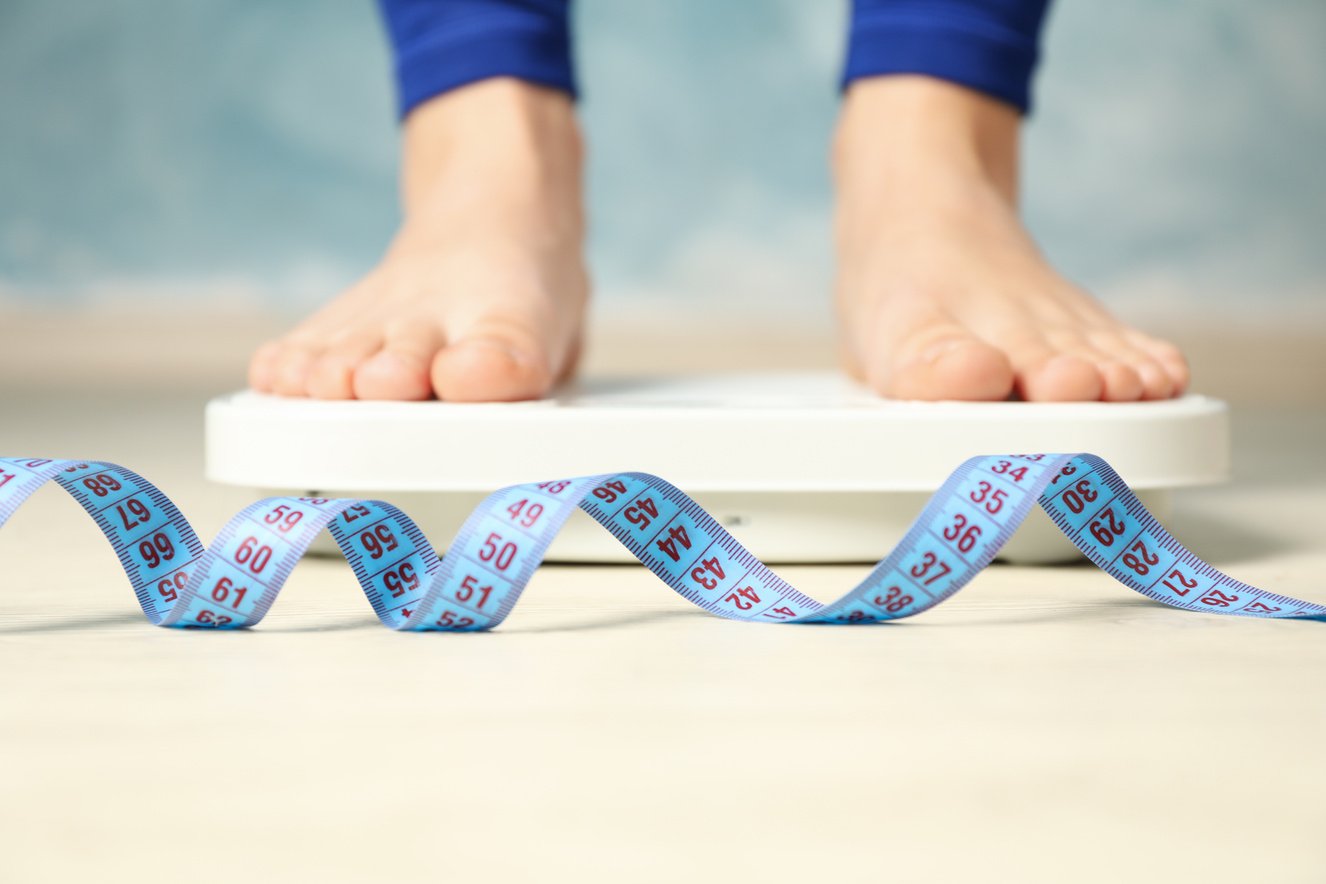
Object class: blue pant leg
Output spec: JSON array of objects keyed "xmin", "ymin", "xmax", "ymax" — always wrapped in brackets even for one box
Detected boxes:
[
  {"xmin": 378, "ymin": 0, "xmax": 575, "ymax": 119},
  {"xmin": 843, "ymin": 0, "xmax": 1052, "ymax": 114}
]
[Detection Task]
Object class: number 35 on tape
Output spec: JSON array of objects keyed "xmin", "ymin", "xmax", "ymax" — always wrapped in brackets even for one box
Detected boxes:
[{"xmin": 0, "ymin": 454, "xmax": 1321, "ymax": 631}]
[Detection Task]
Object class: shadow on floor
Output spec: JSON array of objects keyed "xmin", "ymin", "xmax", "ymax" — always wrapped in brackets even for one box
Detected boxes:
[
  {"xmin": 501, "ymin": 608, "xmax": 712, "ymax": 634},
  {"xmin": 0, "ymin": 612, "xmax": 152, "ymax": 634},
  {"xmin": 5, "ymin": 596, "xmax": 1312, "ymax": 635},
  {"xmin": 1160, "ymin": 506, "xmax": 1294, "ymax": 565},
  {"xmin": 0, "ymin": 610, "xmax": 382, "ymax": 635}
]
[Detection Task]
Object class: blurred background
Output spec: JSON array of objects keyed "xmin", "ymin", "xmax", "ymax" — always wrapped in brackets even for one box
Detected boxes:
[{"xmin": 1, "ymin": 0, "xmax": 1323, "ymax": 397}]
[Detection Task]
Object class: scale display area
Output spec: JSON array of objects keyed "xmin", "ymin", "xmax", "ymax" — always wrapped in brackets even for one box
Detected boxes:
[{"xmin": 205, "ymin": 373, "xmax": 1229, "ymax": 564}]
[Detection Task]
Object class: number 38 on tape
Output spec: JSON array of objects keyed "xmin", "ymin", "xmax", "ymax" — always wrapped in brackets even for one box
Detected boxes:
[{"xmin": 0, "ymin": 454, "xmax": 1321, "ymax": 631}]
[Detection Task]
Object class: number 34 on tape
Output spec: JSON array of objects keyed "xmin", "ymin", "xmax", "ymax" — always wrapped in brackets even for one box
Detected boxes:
[{"xmin": 0, "ymin": 454, "xmax": 1321, "ymax": 631}]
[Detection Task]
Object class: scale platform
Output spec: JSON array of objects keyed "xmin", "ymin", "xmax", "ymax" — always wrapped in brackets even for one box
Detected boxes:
[{"xmin": 205, "ymin": 373, "xmax": 1230, "ymax": 564}]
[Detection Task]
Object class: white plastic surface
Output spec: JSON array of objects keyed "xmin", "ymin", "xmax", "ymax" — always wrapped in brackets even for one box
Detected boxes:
[{"xmin": 205, "ymin": 373, "xmax": 1229, "ymax": 563}]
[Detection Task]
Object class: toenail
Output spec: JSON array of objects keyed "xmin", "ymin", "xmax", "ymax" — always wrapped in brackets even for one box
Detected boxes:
[
  {"xmin": 359, "ymin": 351, "xmax": 411, "ymax": 377},
  {"xmin": 920, "ymin": 339, "xmax": 964, "ymax": 363},
  {"xmin": 459, "ymin": 338, "xmax": 531, "ymax": 367}
]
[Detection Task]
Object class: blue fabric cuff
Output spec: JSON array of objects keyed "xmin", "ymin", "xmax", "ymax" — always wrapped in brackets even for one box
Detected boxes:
[
  {"xmin": 393, "ymin": 22, "xmax": 577, "ymax": 120},
  {"xmin": 842, "ymin": 15, "xmax": 1042, "ymax": 114}
]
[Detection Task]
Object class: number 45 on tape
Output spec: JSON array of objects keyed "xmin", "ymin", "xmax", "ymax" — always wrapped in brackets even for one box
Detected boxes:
[{"xmin": 0, "ymin": 454, "xmax": 1321, "ymax": 631}]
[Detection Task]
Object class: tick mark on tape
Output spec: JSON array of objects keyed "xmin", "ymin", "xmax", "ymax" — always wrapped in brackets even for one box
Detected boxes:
[{"xmin": 0, "ymin": 453, "xmax": 1321, "ymax": 631}]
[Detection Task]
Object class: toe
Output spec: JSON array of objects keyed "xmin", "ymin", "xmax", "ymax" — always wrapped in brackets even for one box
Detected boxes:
[
  {"xmin": 248, "ymin": 341, "xmax": 282, "ymax": 392},
  {"xmin": 352, "ymin": 323, "xmax": 440, "ymax": 401},
  {"xmin": 307, "ymin": 332, "xmax": 383, "ymax": 400},
  {"xmin": 1017, "ymin": 352, "xmax": 1105, "ymax": 402},
  {"xmin": 1096, "ymin": 359, "xmax": 1145, "ymax": 402},
  {"xmin": 1132, "ymin": 358, "xmax": 1175, "ymax": 400},
  {"xmin": 432, "ymin": 319, "xmax": 555, "ymax": 402},
  {"xmin": 271, "ymin": 341, "xmax": 321, "ymax": 397},
  {"xmin": 1001, "ymin": 330, "xmax": 1107, "ymax": 402},
  {"xmin": 875, "ymin": 333, "xmax": 1014, "ymax": 401},
  {"xmin": 1091, "ymin": 332, "xmax": 1174, "ymax": 400},
  {"xmin": 1129, "ymin": 332, "xmax": 1190, "ymax": 396}
]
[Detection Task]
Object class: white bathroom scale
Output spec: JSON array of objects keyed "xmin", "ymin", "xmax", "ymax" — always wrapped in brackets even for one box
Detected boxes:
[{"xmin": 205, "ymin": 373, "xmax": 1230, "ymax": 564}]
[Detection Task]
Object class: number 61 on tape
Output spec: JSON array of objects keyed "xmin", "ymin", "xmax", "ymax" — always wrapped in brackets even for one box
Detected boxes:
[{"xmin": 0, "ymin": 453, "xmax": 1321, "ymax": 631}]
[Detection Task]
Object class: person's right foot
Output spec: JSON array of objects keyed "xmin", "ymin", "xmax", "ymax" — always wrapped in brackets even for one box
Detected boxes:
[{"xmin": 248, "ymin": 78, "xmax": 589, "ymax": 401}]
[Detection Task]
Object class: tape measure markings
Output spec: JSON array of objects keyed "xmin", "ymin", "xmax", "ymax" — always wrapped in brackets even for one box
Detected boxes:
[{"xmin": 1, "ymin": 453, "xmax": 1322, "ymax": 630}]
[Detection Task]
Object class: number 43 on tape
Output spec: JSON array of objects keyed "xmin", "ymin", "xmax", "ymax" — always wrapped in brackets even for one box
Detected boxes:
[{"xmin": 0, "ymin": 454, "xmax": 1321, "ymax": 631}]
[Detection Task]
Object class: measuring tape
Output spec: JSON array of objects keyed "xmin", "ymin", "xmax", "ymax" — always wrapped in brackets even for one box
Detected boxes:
[{"xmin": 1, "ymin": 453, "xmax": 1321, "ymax": 630}]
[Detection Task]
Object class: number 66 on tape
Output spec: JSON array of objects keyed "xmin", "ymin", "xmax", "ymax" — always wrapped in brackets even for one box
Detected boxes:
[{"xmin": 0, "ymin": 453, "xmax": 1322, "ymax": 631}]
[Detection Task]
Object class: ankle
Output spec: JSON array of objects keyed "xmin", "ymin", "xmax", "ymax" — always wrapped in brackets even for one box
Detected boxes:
[
  {"xmin": 399, "ymin": 78, "xmax": 583, "ymax": 213},
  {"xmin": 393, "ymin": 79, "xmax": 584, "ymax": 248},
  {"xmin": 834, "ymin": 75, "xmax": 1021, "ymax": 204}
]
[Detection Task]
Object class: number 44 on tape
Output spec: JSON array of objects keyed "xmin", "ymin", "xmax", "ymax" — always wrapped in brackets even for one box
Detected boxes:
[{"xmin": 0, "ymin": 454, "xmax": 1321, "ymax": 631}]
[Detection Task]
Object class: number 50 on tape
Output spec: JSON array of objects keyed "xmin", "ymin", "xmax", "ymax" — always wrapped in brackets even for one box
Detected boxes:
[{"xmin": 0, "ymin": 454, "xmax": 1321, "ymax": 631}]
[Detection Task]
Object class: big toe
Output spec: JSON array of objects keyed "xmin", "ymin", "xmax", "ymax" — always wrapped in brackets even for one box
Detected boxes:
[
  {"xmin": 872, "ymin": 333, "xmax": 1015, "ymax": 401},
  {"xmin": 432, "ymin": 333, "xmax": 555, "ymax": 402}
]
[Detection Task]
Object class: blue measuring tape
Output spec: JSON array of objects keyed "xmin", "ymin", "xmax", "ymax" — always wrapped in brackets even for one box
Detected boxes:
[{"xmin": 1, "ymin": 453, "xmax": 1320, "ymax": 629}]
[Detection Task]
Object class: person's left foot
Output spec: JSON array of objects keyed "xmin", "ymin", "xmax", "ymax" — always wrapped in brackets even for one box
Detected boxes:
[{"xmin": 834, "ymin": 76, "xmax": 1189, "ymax": 402}]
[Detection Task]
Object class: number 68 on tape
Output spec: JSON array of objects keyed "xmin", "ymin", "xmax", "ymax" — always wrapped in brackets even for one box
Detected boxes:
[{"xmin": 0, "ymin": 453, "xmax": 1321, "ymax": 631}]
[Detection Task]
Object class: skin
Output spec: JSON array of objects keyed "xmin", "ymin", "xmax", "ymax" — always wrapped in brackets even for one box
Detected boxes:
[
  {"xmin": 834, "ymin": 76, "xmax": 1188, "ymax": 401},
  {"xmin": 250, "ymin": 75, "xmax": 1189, "ymax": 403},
  {"xmin": 249, "ymin": 78, "xmax": 587, "ymax": 402}
]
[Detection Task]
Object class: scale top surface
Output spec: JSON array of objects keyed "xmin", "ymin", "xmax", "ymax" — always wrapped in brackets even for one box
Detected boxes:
[{"xmin": 206, "ymin": 373, "xmax": 1229, "ymax": 492}]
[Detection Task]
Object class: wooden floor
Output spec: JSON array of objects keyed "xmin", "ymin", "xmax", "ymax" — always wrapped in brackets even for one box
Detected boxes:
[{"xmin": 2, "ymin": 313, "xmax": 1325, "ymax": 883}]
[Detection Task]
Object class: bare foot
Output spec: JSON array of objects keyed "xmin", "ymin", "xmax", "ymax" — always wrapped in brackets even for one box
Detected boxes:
[
  {"xmin": 834, "ymin": 76, "xmax": 1189, "ymax": 402},
  {"xmin": 249, "ymin": 78, "xmax": 587, "ymax": 401}
]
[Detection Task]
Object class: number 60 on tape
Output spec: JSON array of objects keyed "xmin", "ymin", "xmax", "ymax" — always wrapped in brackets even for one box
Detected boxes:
[{"xmin": 0, "ymin": 453, "xmax": 1321, "ymax": 631}]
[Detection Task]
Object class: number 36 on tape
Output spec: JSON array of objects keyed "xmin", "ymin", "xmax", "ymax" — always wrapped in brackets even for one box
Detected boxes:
[{"xmin": 0, "ymin": 454, "xmax": 1321, "ymax": 631}]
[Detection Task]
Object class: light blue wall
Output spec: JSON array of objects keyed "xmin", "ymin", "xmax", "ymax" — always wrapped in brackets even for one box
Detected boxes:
[{"xmin": 1, "ymin": 1, "xmax": 1323, "ymax": 312}]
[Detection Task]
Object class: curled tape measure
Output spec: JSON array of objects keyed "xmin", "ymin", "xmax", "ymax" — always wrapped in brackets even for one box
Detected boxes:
[{"xmin": 1, "ymin": 453, "xmax": 1321, "ymax": 630}]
